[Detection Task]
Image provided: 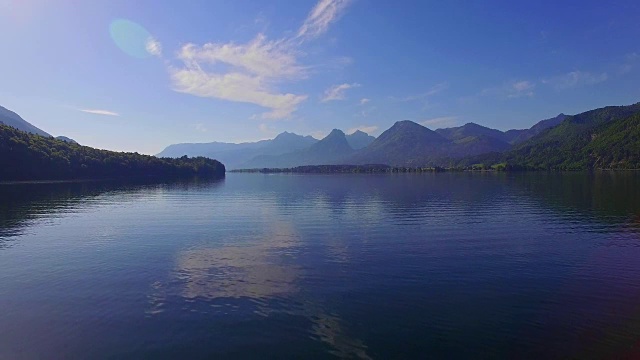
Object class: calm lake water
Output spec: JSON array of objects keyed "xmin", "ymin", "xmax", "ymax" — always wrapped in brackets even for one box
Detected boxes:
[{"xmin": 1, "ymin": 172, "xmax": 640, "ymax": 359}]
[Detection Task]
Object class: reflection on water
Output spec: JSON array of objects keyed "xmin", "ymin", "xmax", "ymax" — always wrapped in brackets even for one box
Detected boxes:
[
  {"xmin": 1, "ymin": 172, "xmax": 640, "ymax": 359},
  {"xmin": 153, "ymin": 214, "xmax": 373, "ymax": 358},
  {"xmin": 175, "ymin": 220, "xmax": 301, "ymax": 301},
  {"xmin": 0, "ymin": 178, "xmax": 224, "ymax": 244}
]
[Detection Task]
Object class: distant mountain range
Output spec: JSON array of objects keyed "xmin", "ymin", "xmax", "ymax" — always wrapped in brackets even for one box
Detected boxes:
[
  {"xmin": 348, "ymin": 120, "xmax": 451, "ymax": 166},
  {"xmin": 157, "ymin": 128, "xmax": 376, "ymax": 169},
  {"xmin": 157, "ymin": 131, "xmax": 318, "ymax": 169},
  {"xmin": 3, "ymin": 100, "xmax": 640, "ymax": 174},
  {"xmin": 241, "ymin": 129, "xmax": 356, "ymax": 168},
  {"xmin": 157, "ymin": 111, "xmax": 571, "ymax": 169}
]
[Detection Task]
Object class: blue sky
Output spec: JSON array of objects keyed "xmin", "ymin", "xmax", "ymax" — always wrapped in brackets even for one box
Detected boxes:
[{"xmin": 2, "ymin": 0, "xmax": 640, "ymax": 154}]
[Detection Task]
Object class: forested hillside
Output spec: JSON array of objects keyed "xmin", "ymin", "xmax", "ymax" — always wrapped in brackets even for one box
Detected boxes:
[
  {"xmin": 0, "ymin": 124, "xmax": 225, "ymax": 181},
  {"xmin": 463, "ymin": 103, "xmax": 640, "ymax": 170}
]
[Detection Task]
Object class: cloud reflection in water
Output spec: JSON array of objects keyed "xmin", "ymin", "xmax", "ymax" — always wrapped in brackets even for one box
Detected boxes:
[{"xmin": 148, "ymin": 218, "xmax": 372, "ymax": 358}]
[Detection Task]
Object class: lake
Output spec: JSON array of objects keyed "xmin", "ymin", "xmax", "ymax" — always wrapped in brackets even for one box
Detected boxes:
[{"xmin": 1, "ymin": 172, "xmax": 640, "ymax": 359}]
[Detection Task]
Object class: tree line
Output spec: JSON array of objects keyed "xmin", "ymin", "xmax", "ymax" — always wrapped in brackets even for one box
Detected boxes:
[{"xmin": 0, "ymin": 124, "xmax": 225, "ymax": 181}]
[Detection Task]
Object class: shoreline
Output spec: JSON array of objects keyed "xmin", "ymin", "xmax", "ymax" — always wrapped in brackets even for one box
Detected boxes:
[{"xmin": 230, "ymin": 165, "xmax": 640, "ymax": 174}]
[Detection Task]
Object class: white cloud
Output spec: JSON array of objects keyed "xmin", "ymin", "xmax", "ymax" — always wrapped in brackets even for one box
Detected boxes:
[
  {"xmin": 542, "ymin": 71, "xmax": 608, "ymax": 89},
  {"xmin": 171, "ymin": 34, "xmax": 308, "ymax": 119},
  {"xmin": 420, "ymin": 116, "xmax": 458, "ymax": 128},
  {"xmin": 321, "ymin": 83, "xmax": 360, "ymax": 102},
  {"xmin": 347, "ymin": 125, "xmax": 378, "ymax": 135},
  {"xmin": 297, "ymin": 0, "xmax": 352, "ymax": 40},
  {"xmin": 146, "ymin": 37, "xmax": 162, "ymax": 57},
  {"xmin": 168, "ymin": 0, "xmax": 353, "ymax": 119},
  {"xmin": 359, "ymin": 98, "xmax": 370, "ymax": 105},
  {"xmin": 78, "ymin": 109, "xmax": 119, "ymax": 116},
  {"xmin": 178, "ymin": 34, "xmax": 305, "ymax": 79}
]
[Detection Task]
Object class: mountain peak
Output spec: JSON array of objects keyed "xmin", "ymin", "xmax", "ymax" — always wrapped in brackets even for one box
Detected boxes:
[
  {"xmin": 328, "ymin": 128, "xmax": 345, "ymax": 135},
  {"xmin": 390, "ymin": 120, "xmax": 426, "ymax": 131},
  {"xmin": 378, "ymin": 120, "xmax": 447, "ymax": 145},
  {"xmin": 393, "ymin": 120, "xmax": 419, "ymax": 126},
  {"xmin": 321, "ymin": 129, "xmax": 347, "ymax": 141},
  {"xmin": 274, "ymin": 131, "xmax": 296, "ymax": 139},
  {"xmin": 313, "ymin": 129, "xmax": 351, "ymax": 151},
  {"xmin": 346, "ymin": 129, "xmax": 376, "ymax": 149}
]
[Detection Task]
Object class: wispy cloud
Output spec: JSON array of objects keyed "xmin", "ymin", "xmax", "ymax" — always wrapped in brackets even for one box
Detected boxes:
[
  {"xmin": 481, "ymin": 80, "xmax": 535, "ymax": 99},
  {"xmin": 170, "ymin": 34, "xmax": 308, "ymax": 119},
  {"xmin": 78, "ymin": 109, "xmax": 119, "ymax": 116},
  {"xmin": 399, "ymin": 83, "xmax": 448, "ymax": 102},
  {"xmin": 420, "ymin": 116, "xmax": 458, "ymax": 128},
  {"xmin": 169, "ymin": 0, "xmax": 353, "ymax": 119},
  {"xmin": 359, "ymin": 98, "xmax": 370, "ymax": 105},
  {"xmin": 618, "ymin": 52, "xmax": 640, "ymax": 74},
  {"xmin": 508, "ymin": 80, "xmax": 535, "ymax": 98},
  {"xmin": 258, "ymin": 123, "xmax": 279, "ymax": 138},
  {"xmin": 325, "ymin": 56, "xmax": 354, "ymax": 69},
  {"xmin": 146, "ymin": 37, "xmax": 162, "ymax": 57},
  {"xmin": 321, "ymin": 83, "xmax": 360, "ymax": 102},
  {"xmin": 347, "ymin": 125, "xmax": 378, "ymax": 135},
  {"xmin": 192, "ymin": 123, "xmax": 207, "ymax": 132},
  {"xmin": 297, "ymin": 0, "xmax": 352, "ymax": 40},
  {"xmin": 542, "ymin": 71, "xmax": 608, "ymax": 90}
]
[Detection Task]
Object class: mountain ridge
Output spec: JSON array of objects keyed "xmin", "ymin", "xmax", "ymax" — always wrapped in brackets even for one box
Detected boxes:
[
  {"xmin": 240, "ymin": 129, "xmax": 355, "ymax": 169},
  {"xmin": 157, "ymin": 131, "xmax": 318, "ymax": 169},
  {"xmin": 346, "ymin": 120, "xmax": 451, "ymax": 166},
  {"xmin": 157, "ymin": 110, "xmax": 574, "ymax": 169},
  {"xmin": 4, "ymin": 100, "xmax": 638, "ymax": 172},
  {"xmin": 459, "ymin": 102, "xmax": 640, "ymax": 169},
  {"xmin": 346, "ymin": 130, "xmax": 376, "ymax": 149},
  {"xmin": 0, "ymin": 105, "xmax": 51, "ymax": 137}
]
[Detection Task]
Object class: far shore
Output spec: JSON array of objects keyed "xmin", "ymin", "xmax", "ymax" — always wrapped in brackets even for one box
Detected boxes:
[{"xmin": 230, "ymin": 165, "xmax": 640, "ymax": 174}]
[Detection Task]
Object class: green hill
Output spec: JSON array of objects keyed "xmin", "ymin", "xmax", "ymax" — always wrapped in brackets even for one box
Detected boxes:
[
  {"xmin": 582, "ymin": 113, "xmax": 640, "ymax": 169},
  {"xmin": 0, "ymin": 124, "xmax": 225, "ymax": 181},
  {"xmin": 464, "ymin": 103, "xmax": 640, "ymax": 170}
]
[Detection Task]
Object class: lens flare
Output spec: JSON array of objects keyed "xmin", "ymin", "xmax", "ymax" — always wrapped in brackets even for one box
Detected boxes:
[{"xmin": 109, "ymin": 19, "xmax": 153, "ymax": 58}]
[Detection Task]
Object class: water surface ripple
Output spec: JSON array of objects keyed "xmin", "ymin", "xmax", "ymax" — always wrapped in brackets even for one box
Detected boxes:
[{"xmin": 1, "ymin": 173, "xmax": 640, "ymax": 359}]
